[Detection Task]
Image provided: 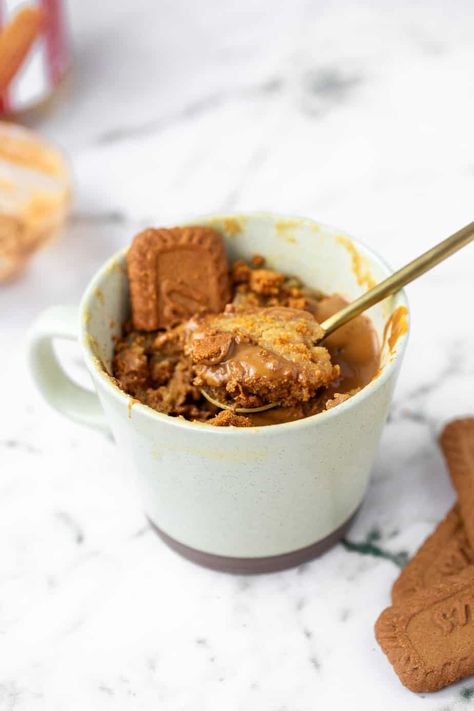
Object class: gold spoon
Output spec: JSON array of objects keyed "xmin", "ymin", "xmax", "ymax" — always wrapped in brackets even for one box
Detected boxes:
[
  {"xmin": 200, "ymin": 388, "xmax": 279, "ymax": 413},
  {"xmin": 202, "ymin": 221, "xmax": 474, "ymax": 413}
]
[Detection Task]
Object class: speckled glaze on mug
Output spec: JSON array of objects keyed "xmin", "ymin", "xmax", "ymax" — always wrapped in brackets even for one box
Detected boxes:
[{"xmin": 28, "ymin": 213, "xmax": 409, "ymax": 573}]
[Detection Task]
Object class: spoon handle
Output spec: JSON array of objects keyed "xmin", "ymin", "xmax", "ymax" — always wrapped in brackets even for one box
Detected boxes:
[{"xmin": 320, "ymin": 221, "xmax": 474, "ymax": 338}]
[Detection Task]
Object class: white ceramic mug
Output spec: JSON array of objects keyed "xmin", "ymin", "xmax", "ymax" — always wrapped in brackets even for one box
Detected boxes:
[{"xmin": 28, "ymin": 213, "xmax": 409, "ymax": 573}]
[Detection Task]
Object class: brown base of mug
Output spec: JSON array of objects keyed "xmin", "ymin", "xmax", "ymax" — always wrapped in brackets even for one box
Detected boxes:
[{"xmin": 148, "ymin": 507, "xmax": 360, "ymax": 574}]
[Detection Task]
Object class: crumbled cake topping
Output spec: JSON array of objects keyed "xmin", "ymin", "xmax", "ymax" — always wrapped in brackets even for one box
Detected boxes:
[{"xmin": 113, "ymin": 248, "xmax": 379, "ymax": 426}]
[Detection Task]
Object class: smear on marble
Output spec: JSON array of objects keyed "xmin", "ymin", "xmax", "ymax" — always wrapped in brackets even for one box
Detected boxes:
[
  {"xmin": 98, "ymin": 684, "xmax": 114, "ymax": 696},
  {"xmin": 0, "ymin": 438, "xmax": 40, "ymax": 454},
  {"xmin": 342, "ymin": 528, "xmax": 408, "ymax": 568},
  {"xmin": 55, "ymin": 511, "xmax": 85, "ymax": 545},
  {"xmin": 0, "ymin": 682, "xmax": 23, "ymax": 709},
  {"xmin": 393, "ymin": 409, "xmax": 428, "ymax": 425},
  {"xmin": 71, "ymin": 210, "xmax": 128, "ymax": 226},
  {"xmin": 131, "ymin": 526, "xmax": 150, "ymax": 539},
  {"xmin": 306, "ymin": 67, "xmax": 362, "ymax": 100},
  {"xmin": 301, "ymin": 66, "xmax": 363, "ymax": 116},
  {"xmin": 297, "ymin": 563, "xmax": 309, "ymax": 575},
  {"xmin": 96, "ymin": 78, "xmax": 283, "ymax": 145},
  {"xmin": 97, "ymin": 93, "xmax": 224, "ymax": 144}
]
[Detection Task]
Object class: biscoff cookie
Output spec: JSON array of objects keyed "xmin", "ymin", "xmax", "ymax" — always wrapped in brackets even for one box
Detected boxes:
[
  {"xmin": 376, "ymin": 566, "xmax": 474, "ymax": 692},
  {"xmin": 440, "ymin": 418, "xmax": 474, "ymax": 548},
  {"xmin": 127, "ymin": 226, "xmax": 230, "ymax": 330},
  {"xmin": 392, "ymin": 505, "xmax": 473, "ymax": 603}
]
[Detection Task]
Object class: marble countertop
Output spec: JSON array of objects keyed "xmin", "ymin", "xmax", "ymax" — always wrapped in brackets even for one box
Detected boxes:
[{"xmin": 1, "ymin": 1, "xmax": 474, "ymax": 709}]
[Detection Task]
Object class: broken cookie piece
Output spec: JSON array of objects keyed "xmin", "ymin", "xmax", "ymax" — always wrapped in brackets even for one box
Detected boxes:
[
  {"xmin": 391, "ymin": 505, "xmax": 474, "ymax": 604},
  {"xmin": 206, "ymin": 410, "xmax": 252, "ymax": 427},
  {"xmin": 127, "ymin": 226, "xmax": 231, "ymax": 330},
  {"xmin": 375, "ymin": 566, "xmax": 474, "ymax": 692},
  {"xmin": 186, "ymin": 305, "xmax": 339, "ymax": 409}
]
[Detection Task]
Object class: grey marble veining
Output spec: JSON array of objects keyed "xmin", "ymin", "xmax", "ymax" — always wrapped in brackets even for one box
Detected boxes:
[{"xmin": 1, "ymin": 0, "xmax": 474, "ymax": 709}]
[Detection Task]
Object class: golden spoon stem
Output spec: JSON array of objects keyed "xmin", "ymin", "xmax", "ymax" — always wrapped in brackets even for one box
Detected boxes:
[
  {"xmin": 202, "ymin": 221, "xmax": 474, "ymax": 413},
  {"xmin": 320, "ymin": 221, "xmax": 474, "ymax": 339}
]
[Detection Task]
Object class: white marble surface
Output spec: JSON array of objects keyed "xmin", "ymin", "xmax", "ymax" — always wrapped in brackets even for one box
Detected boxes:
[{"xmin": 1, "ymin": 1, "xmax": 474, "ymax": 708}]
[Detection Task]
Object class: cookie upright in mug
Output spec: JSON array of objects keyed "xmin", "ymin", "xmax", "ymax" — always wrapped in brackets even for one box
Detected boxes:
[{"xmin": 127, "ymin": 226, "xmax": 231, "ymax": 330}]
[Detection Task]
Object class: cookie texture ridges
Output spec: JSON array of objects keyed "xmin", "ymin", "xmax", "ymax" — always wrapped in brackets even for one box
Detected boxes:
[
  {"xmin": 127, "ymin": 226, "xmax": 230, "ymax": 331},
  {"xmin": 392, "ymin": 505, "xmax": 473, "ymax": 603},
  {"xmin": 376, "ymin": 567, "xmax": 474, "ymax": 692},
  {"xmin": 440, "ymin": 418, "xmax": 474, "ymax": 548}
]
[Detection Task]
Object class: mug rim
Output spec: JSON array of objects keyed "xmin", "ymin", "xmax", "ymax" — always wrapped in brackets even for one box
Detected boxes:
[{"xmin": 79, "ymin": 211, "xmax": 409, "ymax": 436}]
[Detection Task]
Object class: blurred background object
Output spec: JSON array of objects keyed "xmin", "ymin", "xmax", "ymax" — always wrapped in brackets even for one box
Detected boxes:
[
  {"xmin": 0, "ymin": 1, "xmax": 71, "ymax": 281},
  {"xmin": 0, "ymin": 0, "xmax": 69, "ymax": 116},
  {"xmin": 0, "ymin": 121, "xmax": 70, "ymax": 280}
]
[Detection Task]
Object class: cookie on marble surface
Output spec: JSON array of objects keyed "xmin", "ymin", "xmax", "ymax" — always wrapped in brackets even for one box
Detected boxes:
[
  {"xmin": 127, "ymin": 226, "xmax": 230, "ymax": 330},
  {"xmin": 440, "ymin": 418, "xmax": 474, "ymax": 548},
  {"xmin": 376, "ymin": 566, "xmax": 474, "ymax": 692},
  {"xmin": 391, "ymin": 505, "xmax": 474, "ymax": 603}
]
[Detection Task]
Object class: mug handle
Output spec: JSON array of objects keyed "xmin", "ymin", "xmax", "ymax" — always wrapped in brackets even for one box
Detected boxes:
[{"xmin": 28, "ymin": 305, "xmax": 110, "ymax": 434}]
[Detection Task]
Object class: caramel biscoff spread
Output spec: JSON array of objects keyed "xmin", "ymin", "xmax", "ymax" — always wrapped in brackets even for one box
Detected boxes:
[
  {"xmin": 113, "ymin": 239, "xmax": 379, "ymax": 426},
  {"xmin": 186, "ymin": 305, "xmax": 339, "ymax": 409}
]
